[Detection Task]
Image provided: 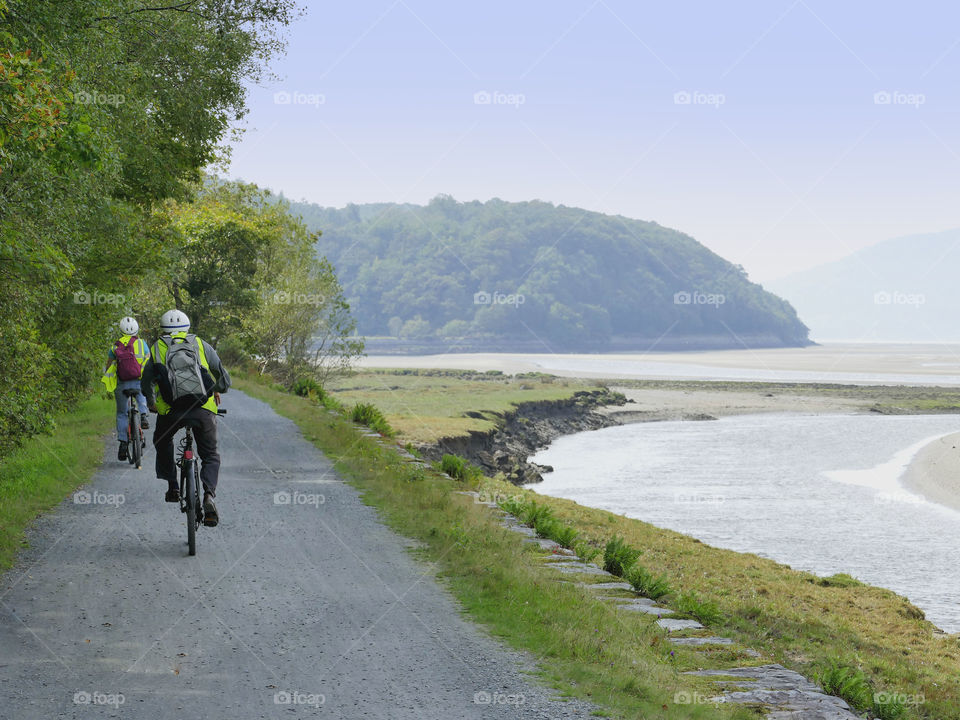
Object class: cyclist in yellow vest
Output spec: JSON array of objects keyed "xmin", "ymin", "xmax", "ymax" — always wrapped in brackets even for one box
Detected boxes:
[
  {"xmin": 140, "ymin": 309, "xmax": 231, "ymax": 526},
  {"xmin": 102, "ymin": 316, "xmax": 151, "ymax": 461}
]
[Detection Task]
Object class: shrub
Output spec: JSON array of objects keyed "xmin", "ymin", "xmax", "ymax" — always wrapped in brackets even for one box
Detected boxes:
[
  {"xmin": 603, "ymin": 535, "xmax": 642, "ymax": 577},
  {"xmin": 548, "ymin": 523, "xmax": 579, "ymax": 549},
  {"xmin": 521, "ymin": 501, "xmax": 554, "ymax": 528},
  {"xmin": 499, "ymin": 495, "xmax": 528, "ymax": 518},
  {"xmin": 292, "ymin": 376, "xmax": 323, "ymax": 398},
  {"xmin": 873, "ymin": 691, "xmax": 907, "ymax": 720},
  {"xmin": 672, "ymin": 591, "xmax": 722, "ymax": 626},
  {"xmin": 351, "ymin": 402, "xmax": 394, "ymax": 436},
  {"xmin": 439, "ymin": 454, "xmax": 480, "ymax": 482},
  {"xmin": 573, "ymin": 541, "xmax": 601, "ymax": 564},
  {"xmin": 816, "ymin": 660, "xmax": 872, "ymax": 709},
  {"xmin": 624, "ymin": 564, "xmax": 672, "ymax": 600}
]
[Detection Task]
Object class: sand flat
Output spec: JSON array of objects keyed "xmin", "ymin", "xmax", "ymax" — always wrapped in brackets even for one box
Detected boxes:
[{"xmin": 903, "ymin": 431, "xmax": 960, "ymax": 513}]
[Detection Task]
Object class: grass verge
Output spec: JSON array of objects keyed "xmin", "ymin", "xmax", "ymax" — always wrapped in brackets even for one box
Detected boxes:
[
  {"xmin": 237, "ymin": 375, "xmax": 758, "ymax": 720},
  {"xmin": 0, "ymin": 395, "xmax": 112, "ymax": 570},
  {"xmin": 475, "ymin": 474, "xmax": 959, "ymax": 720}
]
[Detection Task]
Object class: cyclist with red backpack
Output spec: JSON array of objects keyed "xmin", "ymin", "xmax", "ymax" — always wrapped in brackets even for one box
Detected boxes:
[
  {"xmin": 103, "ymin": 316, "xmax": 151, "ymax": 461},
  {"xmin": 140, "ymin": 309, "xmax": 231, "ymax": 526}
]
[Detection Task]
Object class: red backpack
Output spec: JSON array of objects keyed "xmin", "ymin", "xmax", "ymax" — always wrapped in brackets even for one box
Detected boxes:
[{"xmin": 115, "ymin": 337, "xmax": 142, "ymax": 381}]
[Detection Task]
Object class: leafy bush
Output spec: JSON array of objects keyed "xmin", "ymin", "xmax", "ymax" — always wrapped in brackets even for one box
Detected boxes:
[
  {"xmin": 533, "ymin": 516, "xmax": 579, "ymax": 549},
  {"xmin": 573, "ymin": 541, "xmax": 601, "ymax": 564},
  {"xmin": 351, "ymin": 402, "xmax": 394, "ymax": 436},
  {"xmin": 439, "ymin": 454, "xmax": 480, "ymax": 482},
  {"xmin": 624, "ymin": 564, "xmax": 672, "ymax": 600},
  {"xmin": 603, "ymin": 535, "xmax": 642, "ymax": 577},
  {"xmin": 873, "ymin": 692, "xmax": 907, "ymax": 720},
  {"xmin": 521, "ymin": 501, "xmax": 554, "ymax": 528},
  {"xmin": 816, "ymin": 661, "xmax": 872, "ymax": 709},
  {"xmin": 292, "ymin": 376, "xmax": 324, "ymax": 398},
  {"xmin": 672, "ymin": 591, "xmax": 722, "ymax": 626},
  {"xmin": 499, "ymin": 495, "xmax": 527, "ymax": 517}
]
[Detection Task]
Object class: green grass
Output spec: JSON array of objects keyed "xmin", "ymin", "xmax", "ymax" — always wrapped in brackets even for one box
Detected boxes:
[
  {"xmin": 476, "ymin": 473, "xmax": 959, "ymax": 720},
  {"xmin": 327, "ymin": 370, "xmax": 597, "ymax": 444},
  {"xmin": 238, "ymin": 376, "xmax": 756, "ymax": 720},
  {"xmin": 243, "ymin": 373, "xmax": 960, "ymax": 718},
  {"xmin": 0, "ymin": 395, "xmax": 113, "ymax": 570}
]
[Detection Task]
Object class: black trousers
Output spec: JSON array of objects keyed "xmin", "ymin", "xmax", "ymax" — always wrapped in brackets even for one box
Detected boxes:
[{"xmin": 153, "ymin": 408, "xmax": 221, "ymax": 496}]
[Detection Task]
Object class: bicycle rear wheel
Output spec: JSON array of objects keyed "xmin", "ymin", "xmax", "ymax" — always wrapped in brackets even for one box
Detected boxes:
[
  {"xmin": 184, "ymin": 459, "xmax": 197, "ymax": 556},
  {"xmin": 129, "ymin": 410, "xmax": 142, "ymax": 469}
]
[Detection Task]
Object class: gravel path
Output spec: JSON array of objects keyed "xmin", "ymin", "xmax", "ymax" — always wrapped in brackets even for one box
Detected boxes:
[{"xmin": 0, "ymin": 390, "xmax": 596, "ymax": 719}]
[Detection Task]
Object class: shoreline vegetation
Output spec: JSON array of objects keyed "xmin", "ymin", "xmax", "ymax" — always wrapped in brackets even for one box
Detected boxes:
[
  {"xmin": 6, "ymin": 370, "xmax": 960, "ymax": 717},
  {"xmin": 254, "ymin": 370, "xmax": 960, "ymax": 719}
]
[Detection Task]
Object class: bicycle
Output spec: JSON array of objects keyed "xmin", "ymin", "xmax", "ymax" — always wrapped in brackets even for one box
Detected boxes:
[
  {"xmin": 122, "ymin": 388, "xmax": 144, "ymax": 469},
  {"xmin": 176, "ymin": 408, "xmax": 226, "ymax": 556}
]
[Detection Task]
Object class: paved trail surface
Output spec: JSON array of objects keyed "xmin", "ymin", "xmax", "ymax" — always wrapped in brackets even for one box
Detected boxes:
[{"xmin": 0, "ymin": 391, "xmax": 594, "ymax": 719}]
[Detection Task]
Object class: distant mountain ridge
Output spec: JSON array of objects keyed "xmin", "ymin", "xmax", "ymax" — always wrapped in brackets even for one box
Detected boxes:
[
  {"xmin": 768, "ymin": 228, "xmax": 960, "ymax": 342},
  {"xmin": 289, "ymin": 195, "xmax": 811, "ymax": 351}
]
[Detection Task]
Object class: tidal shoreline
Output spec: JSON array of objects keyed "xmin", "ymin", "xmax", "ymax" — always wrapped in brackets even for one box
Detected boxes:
[{"xmin": 903, "ymin": 431, "xmax": 960, "ymax": 513}]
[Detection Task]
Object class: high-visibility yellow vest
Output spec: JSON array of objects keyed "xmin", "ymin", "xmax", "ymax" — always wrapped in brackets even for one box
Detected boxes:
[{"xmin": 151, "ymin": 332, "xmax": 218, "ymax": 415}]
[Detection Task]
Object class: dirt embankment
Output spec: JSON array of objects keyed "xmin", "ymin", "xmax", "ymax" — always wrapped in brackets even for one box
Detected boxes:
[{"xmin": 420, "ymin": 389, "xmax": 626, "ymax": 485}]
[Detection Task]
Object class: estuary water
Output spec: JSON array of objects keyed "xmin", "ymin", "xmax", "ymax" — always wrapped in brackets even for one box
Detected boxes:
[{"xmin": 531, "ymin": 413, "xmax": 960, "ymax": 632}]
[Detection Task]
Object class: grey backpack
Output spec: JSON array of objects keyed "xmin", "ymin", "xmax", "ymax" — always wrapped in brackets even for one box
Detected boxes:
[{"xmin": 156, "ymin": 334, "xmax": 214, "ymax": 410}]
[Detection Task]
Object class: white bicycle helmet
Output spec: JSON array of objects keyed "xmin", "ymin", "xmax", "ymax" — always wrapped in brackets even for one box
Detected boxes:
[
  {"xmin": 119, "ymin": 316, "xmax": 139, "ymax": 335},
  {"xmin": 160, "ymin": 309, "xmax": 191, "ymax": 334}
]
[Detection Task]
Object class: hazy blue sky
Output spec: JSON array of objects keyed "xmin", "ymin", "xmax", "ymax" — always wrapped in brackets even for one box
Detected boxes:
[{"xmin": 227, "ymin": 1, "xmax": 960, "ymax": 283}]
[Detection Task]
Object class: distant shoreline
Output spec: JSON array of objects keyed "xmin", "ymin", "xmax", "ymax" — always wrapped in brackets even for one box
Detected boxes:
[{"xmin": 361, "ymin": 334, "xmax": 812, "ymax": 355}]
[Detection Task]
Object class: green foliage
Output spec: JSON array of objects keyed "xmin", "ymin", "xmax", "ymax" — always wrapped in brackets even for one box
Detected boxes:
[
  {"xmin": 0, "ymin": 0, "xmax": 301, "ymax": 457},
  {"xmin": 292, "ymin": 377, "xmax": 324, "ymax": 398},
  {"xmin": 439, "ymin": 453, "xmax": 480, "ymax": 482},
  {"xmin": 573, "ymin": 541, "xmax": 601, "ymax": 564},
  {"xmin": 602, "ymin": 535, "xmax": 642, "ymax": 577},
  {"xmin": 351, "ymin": 403, "xmax": 394, "ymax": 437},
  {"xmin": 816, "ymin": 660, "xmax": 872, "ymax": 710},
  {"xmin": 291, "ymin": 196, "xmax": 811, "ymax": 350},
  {"xmin": 672, "ymin": 591, "xmax": 722, "ymax": 626},
  {"xmin": 624, "ymin": 564, "xmax": 672, "ymax": 600},
  {"xmin": 818, "ymin": 573, "xmax": 865, "ymax": 588},
  {"xmin": 873, "ymin": 693, "xmax": 907, "ymax": 720}
]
